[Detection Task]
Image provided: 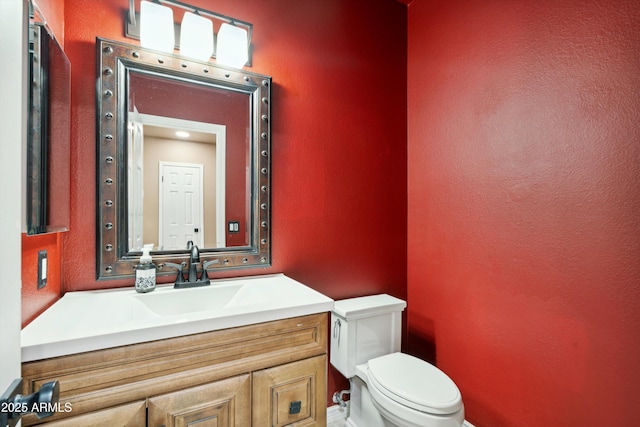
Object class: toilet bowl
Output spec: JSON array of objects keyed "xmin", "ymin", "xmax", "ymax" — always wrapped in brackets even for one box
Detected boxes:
[{"xmin": 330, "ymin": 295, "xmax": 465, "ymax": 427}]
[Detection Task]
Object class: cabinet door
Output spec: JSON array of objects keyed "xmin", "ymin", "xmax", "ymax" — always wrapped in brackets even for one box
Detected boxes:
[
  {"xmin": 252, "ymin": 355, "xmax": 326, "ymax": 427},
  {"xmin": 42, "ymin": 401, "xmax": 146, "ymax": 426},
  {"xmin": 148, "ymin": 374, "xmax": 250, "ymax": 427}
]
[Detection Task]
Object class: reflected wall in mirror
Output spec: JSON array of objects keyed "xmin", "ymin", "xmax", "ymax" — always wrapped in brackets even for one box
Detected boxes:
[
  {"xmin": 97, "ymin": 38, "xmax": 271, "ymax": 279},
  {"xmin": 27, "ymin": 18, "xmax": 71, "ymax": 234}
]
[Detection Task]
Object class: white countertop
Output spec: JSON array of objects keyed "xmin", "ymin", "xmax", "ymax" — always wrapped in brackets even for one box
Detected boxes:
[{"xmin": 22, "ymin": 273, "xmax": 334, "ymax": 362}]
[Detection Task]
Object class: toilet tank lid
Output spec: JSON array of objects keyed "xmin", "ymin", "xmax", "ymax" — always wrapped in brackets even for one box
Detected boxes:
[{"xmin": 333, "ymin": 294, "xmax": 406, "ymax": 320}]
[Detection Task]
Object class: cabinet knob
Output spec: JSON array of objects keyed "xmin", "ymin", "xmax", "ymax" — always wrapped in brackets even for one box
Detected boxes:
[{"xmin": 289, "ymin": 400, "xmax": 302, "ymax": 415}]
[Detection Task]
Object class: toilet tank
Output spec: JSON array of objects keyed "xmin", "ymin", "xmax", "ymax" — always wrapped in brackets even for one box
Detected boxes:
[{"xmin": 330, "ymin": 294, "xmax": 406, "ymax": 378}]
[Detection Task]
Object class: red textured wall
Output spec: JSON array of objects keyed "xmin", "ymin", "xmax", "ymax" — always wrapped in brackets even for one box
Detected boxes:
[
  {"xmin": 56, "ymin": 0, "xmax": 407, "ymax": 405},
  {"xmin": 407, "ymin": 0, "xmax": 640, "ymax": 426},
  {"xmin": 22, "ymin": 233, "xmax": 62, "ymax": 325}
]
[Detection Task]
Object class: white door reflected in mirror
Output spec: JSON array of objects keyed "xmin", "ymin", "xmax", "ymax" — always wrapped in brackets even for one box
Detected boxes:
[{"xmin": 159, "ymin": 162, "xmax": 204, "ymax": 250}]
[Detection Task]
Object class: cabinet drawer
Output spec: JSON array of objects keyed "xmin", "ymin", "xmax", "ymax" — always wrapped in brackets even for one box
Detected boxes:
[{"xmin": 252, "ymin": 355, "xmax": 327, "ymax": 427}]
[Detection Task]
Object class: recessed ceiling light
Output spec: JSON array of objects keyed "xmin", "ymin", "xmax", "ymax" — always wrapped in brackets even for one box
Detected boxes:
[{"xmin": 175, "ymin": 130, "xmax": 190, "ymax": 138}]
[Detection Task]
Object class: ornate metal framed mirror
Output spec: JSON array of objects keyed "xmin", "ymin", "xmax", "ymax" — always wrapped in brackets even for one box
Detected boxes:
[
  {"xmin": 27, "ymin": 19, "xmax": 71, "ymax": 234},
  {"xmin": 96, "ymin": 38, "xmax": 271, "ymax": 280}
]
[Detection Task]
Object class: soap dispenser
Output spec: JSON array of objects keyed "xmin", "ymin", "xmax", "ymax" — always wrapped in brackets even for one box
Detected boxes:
[{"xmin": 135, "ymin": 244, "xmax": 157, "ymax": 293}]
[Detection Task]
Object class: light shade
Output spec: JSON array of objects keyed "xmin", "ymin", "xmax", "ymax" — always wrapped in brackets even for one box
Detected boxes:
[
  {"xmin": 140, "ymin": 0, "xmax": 175, "ymax": 53},
  {"xmin": 180, "ymin": 12, "xmax": 214, "ymax": 61},
  {"xmin": 216, "ymin": 23, "xmax": 248, "ymax": 68}
]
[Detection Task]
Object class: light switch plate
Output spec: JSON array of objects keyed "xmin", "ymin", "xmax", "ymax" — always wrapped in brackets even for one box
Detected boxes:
[
  {"xmin": 228, "ymin": 221, "xmax": 240, "ymax": 233},
  {"xmin": 37, "ymin": 250, "xmax": 47, "ymax": 289}
]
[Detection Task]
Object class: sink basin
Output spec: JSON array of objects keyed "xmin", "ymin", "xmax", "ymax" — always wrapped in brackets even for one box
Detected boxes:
[
  {"xmin": 134, "ymin": 283, "xmax": 245, "ymax": 316},
  {"xmin": 21, "ymin": 274, "xmax": 334, "ymax": 362}
]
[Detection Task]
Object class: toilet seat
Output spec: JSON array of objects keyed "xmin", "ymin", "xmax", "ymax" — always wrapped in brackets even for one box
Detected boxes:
[{"xmin": 367, "ymin": 353, "xmax": 463, "ymax": 415}]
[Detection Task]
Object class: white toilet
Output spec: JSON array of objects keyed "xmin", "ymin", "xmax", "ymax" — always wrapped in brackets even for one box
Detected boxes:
[{"xmin": 330, "ymin": 294, "xmax": 465, "ymax": 427}]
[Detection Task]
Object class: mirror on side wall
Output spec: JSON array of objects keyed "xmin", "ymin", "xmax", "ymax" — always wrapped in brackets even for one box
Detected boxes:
[
  {"xmin": 26, "ymin": 5, "xmax": 71, "ymax": 235},
  {"xmin": 96, "ymin": 38, "xmax": 271, "ymax": 280}
]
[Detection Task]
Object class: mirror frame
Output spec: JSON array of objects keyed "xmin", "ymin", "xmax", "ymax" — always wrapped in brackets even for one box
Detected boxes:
[
  {"xmin": 96, "ymin": 38, "xmax": 271, "ymax": 280},
  {"xmin": 27, "ymin": 23, "xmax": 48, "ymax": 234}
]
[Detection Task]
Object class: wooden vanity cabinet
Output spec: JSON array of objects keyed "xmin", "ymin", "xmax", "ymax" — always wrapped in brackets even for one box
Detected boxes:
[{"xmin": 21, "ymin": 313, "xmax": 328, "ymax": 426}]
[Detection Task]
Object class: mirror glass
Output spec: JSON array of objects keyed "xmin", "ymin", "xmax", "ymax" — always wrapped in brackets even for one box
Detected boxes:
[
  {"xmin": 27, "ymin": 12, "xmax": 71, "ymax": 234},
  {"xmin": 127, "ymin": 71, "xmax": 250, "ymax": 251},
  {"xmin": 97, "ymin": 38, "xmax": 271, "ymax": 279}
]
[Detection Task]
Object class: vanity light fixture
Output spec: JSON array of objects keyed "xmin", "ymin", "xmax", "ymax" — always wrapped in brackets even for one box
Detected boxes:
[
  {"xmin": 216, "ymin": 23, "xmax": 249, "ymax": 68},
  {"xmin": 126, "ymin": 0, "xmax": 252, "ymax": 68},
  {"xmin": 139, "ymin": 0, "xmax": 175, "ymax": 53},
  {"xmin": 180, "ymin": 11, "xmax": 213, "ymax": 61},
  {"xmin": 175, "ymin": 130, "xmax": 190, "ymax": 138}
]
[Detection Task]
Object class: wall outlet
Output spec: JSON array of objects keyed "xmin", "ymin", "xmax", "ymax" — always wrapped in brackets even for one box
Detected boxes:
[{"xmin": 37, "ymin": 250, "xmax": 48, "ymax": 289}]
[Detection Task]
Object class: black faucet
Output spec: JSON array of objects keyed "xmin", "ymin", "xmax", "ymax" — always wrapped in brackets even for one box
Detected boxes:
[
  {"xmin": 164, "ymin": 241, "xmax": 218, "ymax": 288},
  {"xmin": 187, "ymin": 241, "xmax": 200, "ymax": 283}
]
